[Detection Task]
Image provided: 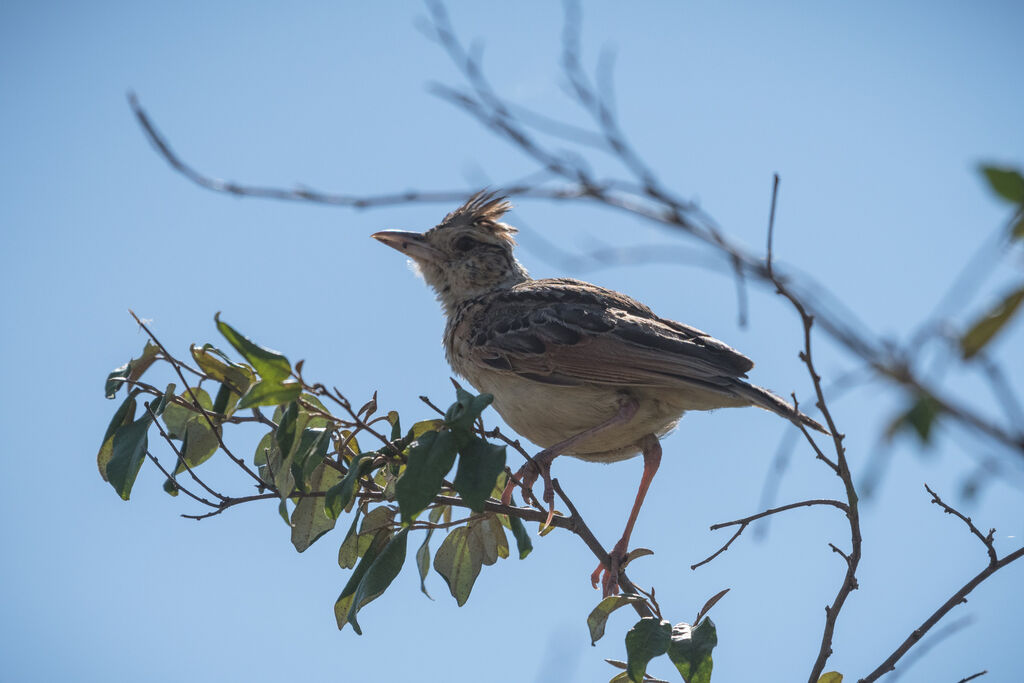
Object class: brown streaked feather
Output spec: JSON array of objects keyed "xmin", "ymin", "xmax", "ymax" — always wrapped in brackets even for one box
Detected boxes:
[{"xmin": 461, "ymin": 278, "xmax": 754, "ymax": 392}]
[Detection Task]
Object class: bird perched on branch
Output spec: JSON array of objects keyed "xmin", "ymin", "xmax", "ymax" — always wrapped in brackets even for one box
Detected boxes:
[{"xmin": 373, "ymin": 191, "xmax": 826, "ymax": 596}]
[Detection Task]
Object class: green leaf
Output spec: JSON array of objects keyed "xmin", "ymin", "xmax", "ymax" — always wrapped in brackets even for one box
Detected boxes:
[
  {"xmin": 981, "ymin": 165, "xmax": 1024, "ymax": 203},
  {"xmin": 488, "ymin": 514, "xmax": 509, "ymax": 560},
  {"xmin": 453, "ymin": 436, "xmax": 506, "ymax": 512},
  {"xmin": 334, "ymin": 528, "xmax": 391, "ymax": 633},
  {"xmin": 817, "ymin": 673, "xmax": 843, "ymax": 683},
  {"xmin": 104, "ymin": 341, "xmax": 159, "ymax": 399},
  {"xmin": 278, "ymin": 499, "xmax": 290, "ymax": 526},
  {"xmin": 667, "ymin": 618, "xmax": 718, "ymax": 683},
  {"xmin": 337, "ymin": 508, "xmax": 362, "ymax": 569},
  {"xmin": 98, "ymin": 392, "xmax": 139, "ymax": 481},
  {"xmin": 173, "ymin": 420, "xmax": 220, "ymax": 474},
  {"xmin": 387, "ymin": 411, "xmax": 402, "ymax": 440},
  {"xmin": 960, "ymin": 286, "xmax": 1024, "ymax": 359},
  {"xmin": 291, "ymin": 463, "xmax": 343, "ymax": 552},
  {"xmin": 212, "ymin": 382, "xmax": 242, "ymax": 418},
  {"xmin": 326, "ymin": 453, "xmax": 373, "ymax": 520},
  {"xmin": 342, "ymin": 528, "xmax": 409, "ymax": 633},
  {"xmin": 162, "ymin": 478, "xmax": 179, "ymax": 496},
  {"xmin": 625, "ymin": 618, "xmax": 672, "ymax": 683},
  {"xmin": 474, "ymin": 517, "xmax": 500, "ymax": 566},
  {"xmin": 588, "ymin": 595, "xmax": 646, "ymax": 645},
  {"xmin": 161, "ymin": 388, "xmax": 213, "ymax": 439},
  {"xmin": 407, "ymin": 419, "xmax": 444, "ymax": 440},
  {"xmin": 395, "ymin": 430, "xmax": 459, "ymax": 521},
  {"xmin": 885, "ymin": 393, "xmax": 942, "ymax": 444},
  {"xmin": 189, "ymin": 344, "xmax": 254, "ymax": 395},
  {"xmin": 291, "ymin": 428, "xmax": 330, "ymax": 492},
  {"xmin": 146, "ymin": 384, "xmax": 175, "ymax": 418},
  {"xmin": 236, "ymin": 380, "xmax": 301, "ymax": 410},
  {"xmin": 105, "ymin": 416, "xmax": 153, "ymax": 500},
  {"xmin": 445, "ymin": 388, "xmax": 493, "ymax": 434},
  {"xmin": 433, "ymin": 525, "xmax": 484, "ymax": 606},
  {"xmin": 507, "ymin": 514, "xmax": 533, "ymax": 559},
  {"xmin": 276, "ymin": 401, "xmax": 300, "ymax": 458},
  {"xmin": 215, "ymin": 314, "xmax": 292, "ymax": 383},
  {"xmin": 416, "ymin": 529, "xmax": 434, "ymax": 599}
]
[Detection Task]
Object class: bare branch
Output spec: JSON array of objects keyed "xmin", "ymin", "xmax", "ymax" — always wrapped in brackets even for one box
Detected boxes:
[
  {"xmin": 691, "ymin": 499, "xmax": 849, "ymax": 570},
  {"xmin": 924, "ymin": 484, "xmax": 998, "ymax": 565},
  {"xmin": 859, "ymin": 546, "xmax": 1024, "ymax": 682}
]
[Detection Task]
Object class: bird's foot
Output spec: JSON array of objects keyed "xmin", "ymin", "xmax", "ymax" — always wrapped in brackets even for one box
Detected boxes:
[
  {"xmin": 591, "ymin": 538, "xmax": 629, "ymax": 597},
  {"xmin": 500, "ymin": 450, "xmax": 557, "ymax": 523}
]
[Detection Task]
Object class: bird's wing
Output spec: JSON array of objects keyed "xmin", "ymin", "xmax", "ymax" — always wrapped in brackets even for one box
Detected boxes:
[{"xmin": 465, "ymin": 279, "xmax": 753, "ymax": 392}]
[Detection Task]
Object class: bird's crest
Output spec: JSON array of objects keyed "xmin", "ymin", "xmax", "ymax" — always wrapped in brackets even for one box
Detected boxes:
[{"xmin": 439, "ymin": 190, "xmax": 517, "ymax": 244}]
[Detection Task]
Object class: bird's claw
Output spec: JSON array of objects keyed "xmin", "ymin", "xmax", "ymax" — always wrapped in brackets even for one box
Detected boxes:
[
  {"xmin": 591, "ymin": 538, "xmax": 629, "ymax": 597},
  {"xmin": 501, "ymin": 452, "xmax": 557, "ymax": 525}
]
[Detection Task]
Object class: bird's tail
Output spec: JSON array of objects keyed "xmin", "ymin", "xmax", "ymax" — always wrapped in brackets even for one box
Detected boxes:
[{"xmin": 731, "ymin": 381, "xmax": 830, "ymax": 435}]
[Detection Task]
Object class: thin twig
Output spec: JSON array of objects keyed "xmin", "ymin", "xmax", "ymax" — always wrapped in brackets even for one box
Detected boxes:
[
  {"xmin": 924, "ymin": 484, "xmax": 998, "ymax": 565},
  {"xmin": 692, "ymin": 499, "xmax": 849, "ymax": 570},
  {"xmin": 858, "ymin": 547, "xmax": 1024, "ymax": 682}
]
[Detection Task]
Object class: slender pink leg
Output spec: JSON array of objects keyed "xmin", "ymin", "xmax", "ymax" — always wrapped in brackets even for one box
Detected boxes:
[
  {"xmin": 591, "ymin": 434, "xmax": 662, "ymax": 596},
  {"xmin": 501, "ymin": 398, "xmax": 639, "ymax": 516}
]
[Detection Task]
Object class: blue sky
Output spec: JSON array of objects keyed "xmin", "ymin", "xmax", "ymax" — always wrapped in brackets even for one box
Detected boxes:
[{"xmin": 2, "ymin": 2, "xmax": 1023, "ymax": 682}]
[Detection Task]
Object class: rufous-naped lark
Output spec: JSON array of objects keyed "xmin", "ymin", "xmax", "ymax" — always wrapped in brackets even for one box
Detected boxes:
[{"xmin": 373, "ymin": 191, "xmax": 826, "ymax": 595}]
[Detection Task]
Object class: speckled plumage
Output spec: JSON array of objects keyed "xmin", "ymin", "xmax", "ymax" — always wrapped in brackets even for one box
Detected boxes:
[
  {"xmin": 374, "ymin": 191, "xmax": 824, "ymax": 460},
  {"xmin": 373, "ymin": 191, "xmax": 825, "ymax": 594}
]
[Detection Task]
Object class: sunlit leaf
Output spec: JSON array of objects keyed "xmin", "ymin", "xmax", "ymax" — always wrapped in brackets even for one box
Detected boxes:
[
  {"xmin": 960, "ymin": 286, "xmax": 1024, "ymax": 359},
  {"xmin": 453, "ymin": 436, "xmax": 506, "ymax": 512},
  {"xmin": 474, "ymin": 517, "xmax": 500, "ymax": 567},
  {"xmin": 337, "ymin": 509, "xmax": 362, "ymax": 570},
  {"xmin": 237, "ymin": 380, "xmax": 301, "ymax": 410},
  {"xmin": 162, "ymin": 388, "xmax": 213, "ymax": 440},
  {"xmin": 215, "ymin": 314, "xmax": 292, "ymax": 383},
  {"xmin": 416, "ymin": 528, "xmax": 434, "ymax": 599},
  {"xmin": 291, "ymin": 463, "xmax": 343, "ymax": 552},
  {"xmin": 407, "ymin": 419, "xmax": 444, "ymax": 439},
  {"xmin": 817, "ymin": 673, "xmax": 843, "ymax": 683},
  {"xmin": 189, "ymin": 344, "xmax": 254, "ymax": 395},
  {"xmin": 173, "ymin": 420, "xmax": 220, "ymax": 474},
  {"xmin": 433, "ymin": 525, "xmax": 484, "ymax": 606},
  {"xmin": 588, "ymin": 595, "xmax": 646, "ymax": 645},
  {"xmin": 667, "ymin": 619, "xmax": 718, "ymax": 683},
  {"xmin": 625, "ymin": 618, "xmax": 672, "ymax": 683}
]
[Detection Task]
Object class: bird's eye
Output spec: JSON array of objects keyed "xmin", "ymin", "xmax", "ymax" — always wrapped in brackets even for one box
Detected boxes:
[{"xmin": 453, "ymin": 236, "xmax": 477, "ymax": 252}]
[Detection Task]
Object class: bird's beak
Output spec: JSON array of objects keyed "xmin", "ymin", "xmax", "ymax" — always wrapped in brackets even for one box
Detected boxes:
[{"xmin": 371, "ymin": 230, "xmax": 442, "ymax": 263}]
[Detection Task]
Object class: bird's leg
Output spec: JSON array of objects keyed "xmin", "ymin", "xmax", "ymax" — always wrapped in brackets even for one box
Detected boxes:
[
  {"xmin": 591, "ymin": 433, "xmax": 662, "ymax": 597},
  {"xmin": 501, "ymin": 398, "xmax": 639, "ymax": 523}
]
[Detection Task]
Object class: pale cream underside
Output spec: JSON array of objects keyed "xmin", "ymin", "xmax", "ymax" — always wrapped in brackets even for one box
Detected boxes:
[{"xmin": 462, "ymin": 370, "xmax": 746, "ymax": 462}]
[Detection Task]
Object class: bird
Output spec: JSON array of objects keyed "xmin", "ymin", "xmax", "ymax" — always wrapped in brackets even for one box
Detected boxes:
[{"xmin": 372, "ymin": 190, "xmax": 827, "ymax": 596}]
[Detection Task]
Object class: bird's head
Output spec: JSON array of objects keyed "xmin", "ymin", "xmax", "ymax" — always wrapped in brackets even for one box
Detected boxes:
[{"xmin": 372, "ymin": 191, "xmax": 529, "ymax": 312}]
